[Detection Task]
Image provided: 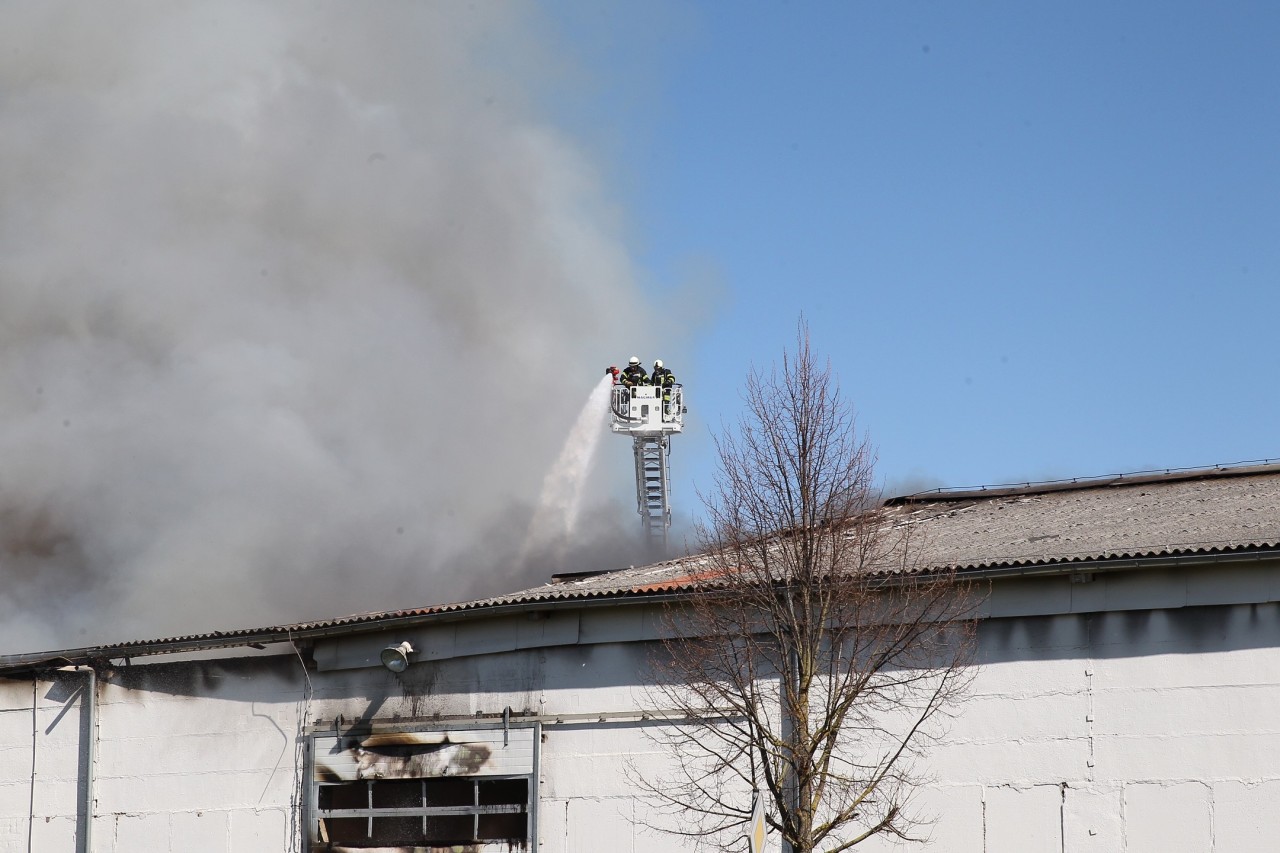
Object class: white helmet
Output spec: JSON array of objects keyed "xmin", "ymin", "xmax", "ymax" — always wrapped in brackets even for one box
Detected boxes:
[
  {"xmin": 653, "ymin": 359, "xmax": 663, "ymax": 369},
  {"xmin": 628, "ymin": 356, "xmax": 640, "ymax": 366}
]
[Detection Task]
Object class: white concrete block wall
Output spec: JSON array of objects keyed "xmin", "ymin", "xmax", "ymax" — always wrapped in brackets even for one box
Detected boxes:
[
  {"xmin": 538, "ymin": 723, "xmax": 706, "ymax": 852},
  {"xmin": 229, "ymin": 808, "xmax": 290, "ymax": 851},
  {"xmin": 27, "ymin": 816, "xmax": 77, "ymax": 852},
  {"xmin": 1062, "ymin": 784, "xmax": 1122, "ymax": 851},
  {"xmin": 1212, "ymin": 780, "xmax": 1280, "ymax": 850},
  {"xmin": 86, "ymin": 658, "xmax": 307, "ymax": 853},
  {"xmin": 0, "ymin": 704, "xmax": 37, "ymax": 831},
  {"xmin": 0, "ymin": 658, "xmax": 309, "ymax": 853},
  {"xmin": 562, "ymin": 797, "xmax": 639, "ymax": 853},
  {"xmin": 984, "ymin": 784, "xmax": 1062, "ymax": 853},
  {"xmin": 0, "ymin": 818, "xmax": 26, "ymax": 852},
  {"xmin": 168, "ymin": 810, "xmax": 228, "ymax": 853},
  {"xmin": 541, "ymin": 727, "xmax": 641, "ymax": 800},
  {"xmin": 0, "ymin": 674, "xmax": 87, "ymax": 853},
  {"xmin": 918, "ymin": 785, "xmax": 986, "ymax": 851},
  {"xmin": 1124, "ymin": 781, "xmax": 1212, "ymax": 851},
  {"xmin": 4, "ymin": 596, "xmax": 1280, "ymax": 851},
  {"xmin": 109, "ymin": 813, "xmax": 169, "ymax": 851},
  {"xmin": 853, "ymin": 785, "xmax": 986, "ymax": 852}
]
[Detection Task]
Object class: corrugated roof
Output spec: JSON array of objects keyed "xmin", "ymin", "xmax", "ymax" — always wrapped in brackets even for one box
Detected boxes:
[
  {"xmin": 5, "ymin": 462, "xmax": 1280, "ymax": 673},
  {"xmin": 897, "ymin": 464, "xmax": 1280, "ymax": 571}
]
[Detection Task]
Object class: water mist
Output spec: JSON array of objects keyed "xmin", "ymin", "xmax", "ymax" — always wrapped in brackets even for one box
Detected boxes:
[{"xmin": 521, "ymin": 375, "xmax": 614, "ymax": 562}]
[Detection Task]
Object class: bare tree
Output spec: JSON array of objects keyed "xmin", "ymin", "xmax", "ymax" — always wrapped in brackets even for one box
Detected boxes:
[{"xmin": 640, "ymin": 323, "xmax": 981, "ymax": 852}]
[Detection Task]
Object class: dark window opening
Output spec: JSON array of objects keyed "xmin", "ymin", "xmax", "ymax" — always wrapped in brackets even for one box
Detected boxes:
[
  {"xmin": 479, "ymin": 812, "xmax": 527, "ymax": 841},
  {"xmin": 318, "ymin": 817, "xmax": 364, "ymax": 845},
  {"xmin": 424, "ymin": 777, "xmax": 474, "ymax": 807},
  {"xmin": 370, "ymin": 780, "xmax": 420, "ymax": 809},
  {"xmin": 309, "ymin": 726, "xmax": 537, "ymax": 852},
  {"xmin": 315, "ymin": 777, "xmax": 530, "ymax": 849},
  {"xmin": 479, "ymin": 778, "xmax": 527, "ymax": 806},
  {"xmin": 318, "ymin": 784, "xmax": 365, "ymax": 811}
]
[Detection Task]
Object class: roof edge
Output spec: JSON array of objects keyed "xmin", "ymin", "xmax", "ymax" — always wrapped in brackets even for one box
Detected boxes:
[
  {"xmin": 0, "ymin": 590, "xmax": 689, "ymax": 678},
  {"xmin": 885, "ymin": 460, "xmax": 1280, "ymax": 505},
  {"xmin": 7, "ymin": 544, "xmax": 1280, "ymax": 677}
]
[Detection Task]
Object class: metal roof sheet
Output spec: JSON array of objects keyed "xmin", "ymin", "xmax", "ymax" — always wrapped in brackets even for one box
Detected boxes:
[
  {"xmin": 5, "ymin": 462, "xmax": 1280, "ymax": 673},
  {"xmin": 895, "ymin": 464, "xmax": 1280, "ymax": 571}
]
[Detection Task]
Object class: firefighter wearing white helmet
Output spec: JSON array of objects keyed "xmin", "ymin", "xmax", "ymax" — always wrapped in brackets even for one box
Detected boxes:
[
  {"xmin": 652, "ymin": 359, "xmax": 676, "ymax": 412},
  {"xmin": 619, "ymin": 356, "xmax": 648, "ymax": 389}
]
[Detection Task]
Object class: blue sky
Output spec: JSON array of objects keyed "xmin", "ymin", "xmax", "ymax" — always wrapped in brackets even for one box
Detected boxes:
[{"xmin": 548, "ymin": 1, "xmax": 1279, "ymax": 505}]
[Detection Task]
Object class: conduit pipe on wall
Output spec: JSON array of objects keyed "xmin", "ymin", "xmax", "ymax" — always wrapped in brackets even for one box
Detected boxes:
[
  {"xmin": 80, "ymin": 666, "xmax": 96, "ymax": 853},
  {"xmin": 27, "ymin": 677, "xmax": 36, "ymax": 853},
  {"xmin": 304, "ymin": 706, "xmax": 744, "ymax": 736}
]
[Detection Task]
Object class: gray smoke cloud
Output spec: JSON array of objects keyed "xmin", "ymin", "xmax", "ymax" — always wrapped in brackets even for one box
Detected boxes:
[{"xmin": 0, "ymin": 2, "xmax": 664, "ymax": 653}]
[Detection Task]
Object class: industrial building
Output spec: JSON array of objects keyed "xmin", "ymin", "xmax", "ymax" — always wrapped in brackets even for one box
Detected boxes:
[{"xmin": 3, "ymin": 462, "xmax": 1280, "ymax": 852}]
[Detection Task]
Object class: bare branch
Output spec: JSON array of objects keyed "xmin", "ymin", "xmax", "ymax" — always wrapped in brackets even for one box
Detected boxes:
[{"xmin": 636, "ymin": 320, "xmax": 984, "ymax": 852}]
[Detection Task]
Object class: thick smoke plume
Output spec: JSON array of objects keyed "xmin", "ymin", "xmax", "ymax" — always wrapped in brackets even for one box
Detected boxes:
[{"xmin": 0, "ymin": 3, "xmax": 661, "ymax": 654}]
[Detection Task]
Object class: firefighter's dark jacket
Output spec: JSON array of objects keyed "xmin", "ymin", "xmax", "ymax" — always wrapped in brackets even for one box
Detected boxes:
[{"xmin": 620, "ymin": 366, "xmax": 649, "ymax": 387}]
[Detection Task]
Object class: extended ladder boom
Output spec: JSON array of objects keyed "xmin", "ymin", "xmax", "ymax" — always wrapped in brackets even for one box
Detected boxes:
[
  {"xmin": 609, "ymin": 383, "xmax": 684, "ymax": 549},
  {"xmin": 632, "ymin": 434, "xmax": 671, "ymax": 547}
]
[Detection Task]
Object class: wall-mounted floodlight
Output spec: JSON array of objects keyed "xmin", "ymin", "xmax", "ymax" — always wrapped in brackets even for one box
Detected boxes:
[{"xmin": 380, "ymin": 641, "xmax": 415, "ymax": 673}]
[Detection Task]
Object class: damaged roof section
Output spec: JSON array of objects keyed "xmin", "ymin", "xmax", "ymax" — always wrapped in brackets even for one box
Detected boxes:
[{"xmin": 5, "ymin": 462, "xmax": 1280, "ymax": 674}]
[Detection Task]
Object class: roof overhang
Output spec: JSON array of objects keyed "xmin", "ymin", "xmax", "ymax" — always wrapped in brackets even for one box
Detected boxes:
[{"xmin": 4, "ymin": 546, "xmax": 1276, "ymax": 678}]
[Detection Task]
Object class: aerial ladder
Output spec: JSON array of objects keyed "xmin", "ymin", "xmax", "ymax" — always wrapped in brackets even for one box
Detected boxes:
[{"xmin": 606, "ymin": 369, "xmax": 685, "ymax": 550}]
